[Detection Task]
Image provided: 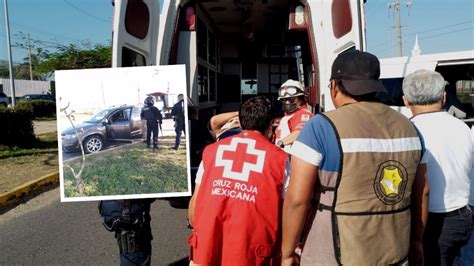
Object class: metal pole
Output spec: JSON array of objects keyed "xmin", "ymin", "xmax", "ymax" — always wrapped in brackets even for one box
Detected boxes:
[
  {"xmin": 3, "ymin": 0, "xmax": 16, "ymax": 107},
  {"xmin": 28, "ymin": 34, "xmax": 33, "ymax": 80},
  {"xmin": 395, "ymin": 0, "xmax": 403, "ymax": 56}
]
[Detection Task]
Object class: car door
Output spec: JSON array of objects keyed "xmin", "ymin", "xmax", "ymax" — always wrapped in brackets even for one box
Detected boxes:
[
  {"xmin": 130, "ymin": 107, "xmax": 144, "ymax": 138},
  {"xmin": 106, "ymin": 108, "xmax": 132, "ymax": 140}
]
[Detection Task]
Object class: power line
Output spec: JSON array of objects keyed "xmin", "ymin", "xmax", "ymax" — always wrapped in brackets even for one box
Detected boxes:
[
  {"xmin": 419, "ymin": 26, "xmax": 474, "ymax": 40},
  {"xmin": 62, "ymin": 0, "xmax": 111, "ymax": 23},
  {"xmin": 369, "ymin": 19, "xmax": 474, "ymax": 49},
  {"xmin": 9, "ymin": 20, "xmax": 81, "ymax": 43},
  {"xmin": 407, "ymin": 20, "xmax": 474, "ymax": 36},
  {"xmin": 371, "ymin": 26, "xmax": 474, "ymax": 55}
]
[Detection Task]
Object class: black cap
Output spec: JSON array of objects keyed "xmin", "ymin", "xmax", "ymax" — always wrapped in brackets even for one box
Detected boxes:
[{"xmin": 331, "ymin": 50, "xmax": 386, "ymax": 96}]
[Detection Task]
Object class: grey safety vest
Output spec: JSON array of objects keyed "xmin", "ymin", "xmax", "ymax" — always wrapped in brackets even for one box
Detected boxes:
[{"xmin": 301, "ymin": 102, "xmax": 423, "ymax": 266}]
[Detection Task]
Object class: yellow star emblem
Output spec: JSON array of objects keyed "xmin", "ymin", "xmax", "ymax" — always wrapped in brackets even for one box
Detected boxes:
[{"xmin": 380, "ymin": 168, "xmax": 403, "ymax": 196}]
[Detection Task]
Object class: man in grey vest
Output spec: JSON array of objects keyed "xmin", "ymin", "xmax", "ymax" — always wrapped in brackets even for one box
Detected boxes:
[{"xmin": 282, "ymin": 50, "xmax": 429, "ymax": 266}]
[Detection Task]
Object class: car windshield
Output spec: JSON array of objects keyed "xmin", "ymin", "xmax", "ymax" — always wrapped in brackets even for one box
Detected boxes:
[{"xmin": 85, "ymin": 109, "xmax": 113, "ymax": 123}]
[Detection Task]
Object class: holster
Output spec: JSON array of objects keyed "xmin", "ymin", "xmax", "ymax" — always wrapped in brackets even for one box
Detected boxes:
[{"xmin": 116, "ymin": 230, "xmax": 140, "ymax": 254}]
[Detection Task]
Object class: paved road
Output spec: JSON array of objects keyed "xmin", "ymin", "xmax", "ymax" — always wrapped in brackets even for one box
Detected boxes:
[{"xmin": 0, "ymin": 187, "xmax": 190, "ymax": 265}]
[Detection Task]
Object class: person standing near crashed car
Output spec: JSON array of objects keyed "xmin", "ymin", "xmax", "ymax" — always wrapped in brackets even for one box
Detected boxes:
[
  {"xmin": 171, "ymin": 94, "xmax": 186, "ymax": 150},
  {"xmin": 141, "ymin": 96, "xmax": 162, "ymax": 149}
]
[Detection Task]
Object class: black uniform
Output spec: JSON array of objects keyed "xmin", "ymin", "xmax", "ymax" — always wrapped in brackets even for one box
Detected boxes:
[
  {"xmin": 140, "ymin": 105, "xmax": 162, "ymax": 148},
  {"xmin": 171, "ymin": 99, "xmax": 185, "ymax": 150},
  {"xmin": 99, "ymin": 199, "xmax": 155, "ymax": 266}
]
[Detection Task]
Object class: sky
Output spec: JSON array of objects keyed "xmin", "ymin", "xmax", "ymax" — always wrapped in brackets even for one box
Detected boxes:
[{"xmin": 0, "ymin": 0, "xmax": 473, "ymax": 64}]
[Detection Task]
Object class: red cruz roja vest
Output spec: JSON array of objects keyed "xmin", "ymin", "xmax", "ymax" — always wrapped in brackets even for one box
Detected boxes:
[{"xmin": 189, "ymin": 131, "xmax": 287, "ymax": 266}]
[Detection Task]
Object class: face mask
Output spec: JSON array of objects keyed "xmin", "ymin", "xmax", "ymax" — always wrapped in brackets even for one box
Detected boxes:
[
  {"xmin": 281, "ymin": 97, "xmax": 298, "ymax": 113},
  {"xmin": 282, "ymin": 102, "xmax": 298, "ymax": 113}
]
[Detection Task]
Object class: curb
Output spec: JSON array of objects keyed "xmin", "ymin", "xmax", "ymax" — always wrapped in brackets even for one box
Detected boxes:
[{"xmin": 0, "ymin": 172, "xmax": 59, "ymax": 208}]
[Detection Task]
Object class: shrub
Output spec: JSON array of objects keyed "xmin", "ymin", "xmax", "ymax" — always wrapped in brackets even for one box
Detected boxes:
[
  {"xmin": 0, "ymin": 107, "xmax": 35, "ymax": 147},
  {"xmin": 16, "ymin": 100, "xmax": 56, "ymax": 118}
]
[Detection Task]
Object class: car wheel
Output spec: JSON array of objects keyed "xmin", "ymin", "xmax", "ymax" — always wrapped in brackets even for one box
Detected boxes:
[{"xmin": 83, "ymin": 135, "xmax": 104, "ymax": 154}]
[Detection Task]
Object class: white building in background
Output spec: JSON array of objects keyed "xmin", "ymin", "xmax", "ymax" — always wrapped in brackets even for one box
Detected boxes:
[{"xmin": 0, "ymin": 79, "xmax": 53, "ymax": 97}]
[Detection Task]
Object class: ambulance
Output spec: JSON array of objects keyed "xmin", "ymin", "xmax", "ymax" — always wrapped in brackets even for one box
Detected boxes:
[{"xmin": 110, "ymin": 0, "xmax": 368, "ymax": 189}]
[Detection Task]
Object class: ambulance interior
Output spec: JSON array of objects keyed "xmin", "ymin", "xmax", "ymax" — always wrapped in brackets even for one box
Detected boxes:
[{"xmin": 174, "ymin": 0, "xmax": 316, "ymax": 120}]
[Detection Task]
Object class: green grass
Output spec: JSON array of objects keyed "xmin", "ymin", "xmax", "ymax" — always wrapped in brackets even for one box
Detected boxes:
[
  {"xmin": 63, "ymin": 140, "xmax": 188, "ymax": 197},
  {"xmin": 0, "ymin": 132, "xmax": 58, "ymax": 159},
  {"xmin": 34, "ymin": 116, "xmax": 57, "ymax": 121},
  {"xmin": 0, "ymin": 131, "xmax": 59, "ymax": 194}
]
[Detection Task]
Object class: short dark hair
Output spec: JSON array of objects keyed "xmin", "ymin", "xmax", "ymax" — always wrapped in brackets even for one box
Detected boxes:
[{"xmin": 239, "ymin": 96, "xmax": 272, "ymax": 133}]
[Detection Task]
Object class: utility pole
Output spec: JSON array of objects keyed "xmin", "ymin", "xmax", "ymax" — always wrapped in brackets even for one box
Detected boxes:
[
  {"xmin": 3, "ymin": 0, "xmax": 16, "ymax": 107},
  {"xmin": 28, "ymin": 34, "xmax": 33, "ymax": 80},
  {"xmin": 388, "ymin": 0, "xmax": 412, "ymax": 57}
]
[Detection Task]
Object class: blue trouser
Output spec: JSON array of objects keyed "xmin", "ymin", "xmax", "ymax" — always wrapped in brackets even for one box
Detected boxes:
[
  {"xmin": 99, "ymin": 200, "xmax": 153, "ymax": 266},
  {"xmin": 146, "ymin": 120, "xmax": 158, "ymax": 147},
  {"xmin": 423, "ymin": 206, "xmax": 472, "ymax": 266},
  {"xmin": 460, "ymin": 205, "xmax": 474, "ymax": 266},
  {"xmin": 174, "ymin": 123, "xmax": 185, "ymax": 149}
]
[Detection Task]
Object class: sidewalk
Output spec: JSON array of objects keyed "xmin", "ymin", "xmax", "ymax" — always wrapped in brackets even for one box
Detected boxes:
[
  {"xmin": 0, "ymin": 172, "xmax": 59, "ymax": 209},
  {"xmin": 1, "ymin": 120, "xmax": 59, "ymax": 209}
]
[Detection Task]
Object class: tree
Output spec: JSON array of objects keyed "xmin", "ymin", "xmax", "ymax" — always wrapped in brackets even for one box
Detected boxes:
[
  {"xmin": 0, "ymin": 64, "xmax": 9, "ymax": 79},
  {"xmin": 36, "ymin": 43, "xmax": 112, "ymax": 78}
]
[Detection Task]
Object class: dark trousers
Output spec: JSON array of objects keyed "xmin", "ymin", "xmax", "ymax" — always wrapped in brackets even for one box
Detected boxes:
[
  {"xmin": 146, "ymin": 121, "xmax": 158, "ymax": 147},
  {"xmin": 460, "ymin": 205, "xmax": 474, "ymax": 266},
  {"xmin": 120, "ymin": 248, "xmax": 151, "ymax": 266},
  {"xmin": 174, "ymin": 123, "xmax": 185, "ymax": 149},
  {"xmin": 100, "ymin": 200, "xmax": 153, "ymax": 266},
  {"xmin": 423, "ymin": 206, "xmax": 472, "ymax": 266}
]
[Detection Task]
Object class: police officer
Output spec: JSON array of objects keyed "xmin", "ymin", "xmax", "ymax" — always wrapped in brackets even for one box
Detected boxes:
[
  {"xmin": 171, "ymin": 94, "xmax": 185, "ymax": 150},
  {"xmin": 99, "ymin": 199, "xmax": 155, "ymax": 266},
  {"xmin": 141, "ymin": 96, "xmax": 162, "ymax": 149}
]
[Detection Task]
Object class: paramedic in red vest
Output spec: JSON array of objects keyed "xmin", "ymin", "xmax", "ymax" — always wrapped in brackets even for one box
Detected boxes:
[
  {"xmin": 188, "ymin": 96, "xmax": 287, "ymax": 265},
  {"xmin": 282, "ymin": 50, "xmax": 430, "ymax": 266},
  {"xmin": 274, "ymin": 79, "xmax": 313, "ymax": 152}
]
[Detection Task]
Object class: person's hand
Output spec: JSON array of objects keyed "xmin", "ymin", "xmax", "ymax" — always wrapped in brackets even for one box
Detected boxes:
[
  {"xmin": 408, "ymin": 241, "xmax": 424, "ymax": 266},
  {"xmin": 281, "ymin": 252, "xmax": 299, "ymax": 266}
]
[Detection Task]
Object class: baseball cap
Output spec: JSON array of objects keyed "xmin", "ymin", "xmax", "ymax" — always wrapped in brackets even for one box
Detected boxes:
[{"xmin": 331, "ymin": 50, "xmax": 386, "ymax": 96}]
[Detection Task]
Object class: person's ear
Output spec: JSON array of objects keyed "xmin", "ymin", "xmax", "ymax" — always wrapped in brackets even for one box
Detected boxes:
[
  {"xmin": 402, "ymin": 95, "xmax": 411, "ymax": 107},
  {"xmin": 330, "ymin": 80, "xmax": 337, "ymax": 99},
  {"xmin": 441, "ymin": 91, "xmax": 447, "ymax": 105}
]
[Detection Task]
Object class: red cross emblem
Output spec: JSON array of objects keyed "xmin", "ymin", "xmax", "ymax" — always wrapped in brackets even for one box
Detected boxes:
[{"xmin": 215, "ymin": 137, "xmax": 266, "ymax": 182}]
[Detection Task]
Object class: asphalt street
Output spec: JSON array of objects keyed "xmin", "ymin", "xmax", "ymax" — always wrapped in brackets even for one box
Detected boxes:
[{"xmin": 0, "ymin": 187, "xmax": 190, "ymax": 265}]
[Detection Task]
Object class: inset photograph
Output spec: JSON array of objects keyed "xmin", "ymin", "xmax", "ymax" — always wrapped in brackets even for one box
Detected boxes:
[{"xmin": 55, "ymin": 65, "xmax": 190, "ymax": 202}]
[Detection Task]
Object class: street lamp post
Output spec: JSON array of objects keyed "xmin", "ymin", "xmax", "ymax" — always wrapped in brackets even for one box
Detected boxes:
[{"xmin": 3, "ymin": 0, "xmax": 16, "ymax": 107}]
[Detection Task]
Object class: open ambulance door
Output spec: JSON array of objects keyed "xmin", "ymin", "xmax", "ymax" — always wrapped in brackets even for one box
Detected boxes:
[
  {"xmin": 306, "ymin": 0, "xmax": 366, "ymax": 112},
  {"xmin": 111, "ymin": 0, "xmax": 161, "ymax": 67}
]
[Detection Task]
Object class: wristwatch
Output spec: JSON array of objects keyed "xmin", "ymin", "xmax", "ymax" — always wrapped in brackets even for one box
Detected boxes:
[{"xmin": 277, "ymin": 140, "xmax": 285, "ymax": 148}]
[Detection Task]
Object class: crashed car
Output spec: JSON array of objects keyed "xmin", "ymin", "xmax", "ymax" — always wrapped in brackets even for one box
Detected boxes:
[{"xmin": 61, "ymin": 105, "xmax": 144, "ymax": 154}]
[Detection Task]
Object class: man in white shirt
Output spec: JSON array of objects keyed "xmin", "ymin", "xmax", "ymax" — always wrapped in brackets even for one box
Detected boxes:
[
  {"xmin": 403, "ymin": 69, "xmax": 473, "ymax": 266},
  {"xmin": 460, "ymin": 124, "xmax": 474, "ymax": 266}
]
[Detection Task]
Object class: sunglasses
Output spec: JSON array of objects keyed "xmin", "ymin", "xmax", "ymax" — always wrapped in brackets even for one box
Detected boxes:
[{"xmin": 278, "ymin": 86, "xmax": 300, "ymax": 98}]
